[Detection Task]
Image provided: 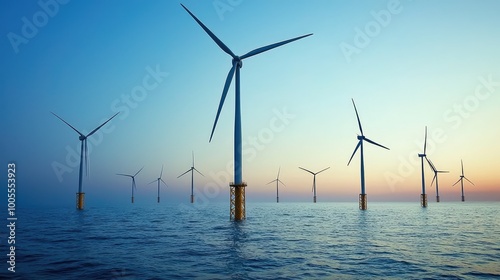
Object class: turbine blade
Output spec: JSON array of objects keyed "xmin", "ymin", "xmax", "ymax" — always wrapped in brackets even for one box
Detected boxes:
[
  {"xmin": 134, "ymin": 166, "xmax": 144, "ymax": 177},
  {"xmin": 351, "ymin": 99, "xmax": 364, "ymax": 136},
  {"xmin": 160, "ymin": 179, "xmax": 168, "ymax": 188},
  {"xmin": 181, "ymin": 4, "xmax": 236, "ymax": 58},
  {"xmin": 437, "ymin": 170, "xmax": 449, "ymax": 173},
  {"xmin": 464, "ymin": 177, "xmax": 475, "ymax": 186},
  {"xmin": 347, "ymin": 141, "xmax": 362, "ymax": 166},
  {"xmin": 452, "ymin": 178, "xmax": 462, "ymax": 186},
  {"xmin": 84, "ymin": 139, "xmax": 89, "ymax": 176},
  {"xmin": 299, "ymin": 167, "xmax": 314, "ymax": 175},
  {"xmin": 210, "ymin": 63, "xmax": 236, "ymax": 142},
  {"xmin": 266, "ymin": 179, "xmax": 275, "ymax": 185},
  {"xmin": 116, "ymin": 173, "xmax": 133, "ymax": 177},
  {"xmin": 278, "ymin": 179, "xmax": 286, "ymax": 187},
  {"xmin": 423, "ymin": 126, "xmax": 427, "ymax": 154},
  {"xmin": 148, "ymin": 179, "xmax": 157, "ymax": 185},
  {"xmin": 51, "ymin": 112, "xmax": 84, "ymax": 137},
  {"xmin": 426, "ymin": 157, "xmax": 436, "ymax": 172},
  {"xmin": 316, "ymin": 167, "xmax": 330, "ymax": 174},
  {"xmin": 86, "ymin": 112, "xmax": 119, "ymax": 137},
  {"xmin": 430, "ymin": 174, "xmax": 437, "ymax": 187},
  {"xmin": 192, "ymin": 151, "xmax": 195, "ymax": 167},
  {"xmin": 461, "ymin": 160, "xmax": 464, "ymax": 176},
  {"xmin": 277, "ymin": 167, "xmax": 281, "ymax": 180},
  {"xmin": 160, "ymin": 165, "xmax": 164, "ymax": 179},
  {"xmin": 364, "ymin": 137, "xmax": 390, "ymax": 150},
  {"xmin": 193, "ymin": 168, "xmax": 204, "ymax": 177},
  {"xmin": 240, "ymin": 33, "xmax": 313, "ymax": 60},
  {"xmin": 177, "ymin": 169, "xmax": 191, "ymax": 178}
]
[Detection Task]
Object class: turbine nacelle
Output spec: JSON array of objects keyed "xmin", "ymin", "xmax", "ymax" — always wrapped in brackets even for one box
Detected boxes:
[
  {"xmin": 232, "ymin": 57, "xmax": 243, "ymax": 68},
  {"xmin": 79, "ymin": 135, "xmax": 86, "ymax": 141},
  {"xmin": 357, "ymin": 135, "xmax": 364, "ymax": 140},
  {"xmin": 418, "ymin": 153, "xmax": 426, "ymax": 157}
]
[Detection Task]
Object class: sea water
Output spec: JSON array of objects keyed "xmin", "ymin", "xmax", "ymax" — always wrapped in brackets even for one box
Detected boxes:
[{"xmin": 5, "ymin": 202, "xmax": 500, "ymax": 279}]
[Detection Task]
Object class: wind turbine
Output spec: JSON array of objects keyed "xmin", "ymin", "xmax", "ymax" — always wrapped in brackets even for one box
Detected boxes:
[
  {"xmin": 347, "ymin": 99, "xmax": 389, "ymax": 210},
  {"xmin": 178, "ymin": 152, "xmax": 204, "ymax": 203},
  {"xmin": 116, "ymin": 166, "xmax": 144, "ymax": 203},
  {"xmin": 51, "ymin": 111, "xmax": 119, "ymax": 210},
  {"xmin": 181, "ymin": 4, "xmax": 312, "ymax": 220},
  {"xmin": 426, "ymin": 159, "xmax": 448, "ymax": 202},
  {"xmin": 418, "ymin": 126, "xmax": 429, "ymax": 207},
  {"xmin": 452, "ymin": 160, "xmax": 474, "ymax": 202},
  {"xmin": 299, "ymin": 167, "xmax": 330, "ymax": 203},
  {"xmin": 149, "ymin": 165, "xmax": 168, "ymax": 203},
  {"xmin": 266, "ymin": 167, "xmax": 286, "ymax": 203}
]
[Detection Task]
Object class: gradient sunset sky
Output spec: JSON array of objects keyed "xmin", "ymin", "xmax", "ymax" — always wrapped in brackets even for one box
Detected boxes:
[{"xmin": 1, "ymin": 0, "xmax": 499, "ymax": 208}]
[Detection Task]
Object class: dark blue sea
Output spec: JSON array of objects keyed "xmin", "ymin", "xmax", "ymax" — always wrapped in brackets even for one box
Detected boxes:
[{"xmin": 5, "ymin": 202, "xmax": 500, "ymax": 279}]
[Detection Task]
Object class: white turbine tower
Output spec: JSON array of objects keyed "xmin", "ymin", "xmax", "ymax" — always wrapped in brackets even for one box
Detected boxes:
[
  {"xmin": 182, "ymin": 4, "xmax": 312, "ymax": 220},
  {"xmin": 299, "ymin": 167, "xmax": 330, "ymax": 203},
  {"xmin": 178, "ymin": 152, "xmax": 204, "ymax": 203},
  {"xmin": 347, "ymin": 99, "xmax": 389, "ymax": 210},
  {"xmin": 266, "ymin": 167, "xmax": 286, "ymax": 203},
  {"xmin": 52, "ymin": 111, "xmax": 119, "ymax": 210},
  {"xmin": 418, "ymin": 126, "xmax": 429, "ymax": 207},
  {"xmin": 453, "ymin": 160, "xmax": 474, "ymax": 202},
  {"xmin": 426, "ymin": 159, "xmax": 448, "ymax": 202},
  {"xmin": 116, "ymin": 166, "xmax": 144, "ymax": 203},
  {"xmin": 149, "ymin": 165, "xmax": 168, "ymax": 203}
]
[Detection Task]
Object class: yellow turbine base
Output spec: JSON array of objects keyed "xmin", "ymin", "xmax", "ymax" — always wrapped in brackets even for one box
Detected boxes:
[
  {"xmin": 230, "ymin": 182, "xmax": 247, "ymax": 221},
  {"xmin": 421, "ymin": 194, "xmax": 428, "ymax": 207},
  {"xmin": 76, "ymin": 192, "xmax": 85, "ymax": 210},
  {"xmin": 359, "ymin": 194, "xmax": 367, "ymax": 210}
]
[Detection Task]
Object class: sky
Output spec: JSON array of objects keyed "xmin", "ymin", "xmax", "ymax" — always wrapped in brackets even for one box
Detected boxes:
[{"xmin": 1, "ymin": 0, "xmax": 499, "ymax": 208}]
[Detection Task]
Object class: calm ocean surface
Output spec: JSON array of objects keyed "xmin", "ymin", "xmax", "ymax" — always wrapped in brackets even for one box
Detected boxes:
[{"xmin": 7, "ymin": 202, "xmax": 500, "ymax": 279}]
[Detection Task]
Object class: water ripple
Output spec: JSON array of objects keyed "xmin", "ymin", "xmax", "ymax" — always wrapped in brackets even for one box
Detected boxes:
[{"xmin": 8, "ymin": 202, "xmax": 500, "ymax": 279}]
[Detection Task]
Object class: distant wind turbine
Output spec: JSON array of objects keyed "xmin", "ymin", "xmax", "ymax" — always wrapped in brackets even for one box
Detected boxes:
[
  {"xmin": 347, "ymin": 99, "xmax": 389, "ymax": 210},
  {"xmin": 426, "ymin": 159, "xmax": 448, "ymax": 203},
  {"xmin": 452, "ymin": 160, "xmax": 474, "ymax": 202},
  {"xmin": 178, "ymin": 152, "xmax": 204, "ymax": 203},
  {"xmin": 116, "ymin": 166, "xmax": 144, "ymax": 203},
  {"xmin": 299, "ymin": 167, "xmax": 330, "ymax": 203},
  {"xmin": 149, "ymin": 165, "xmax": 168, "ymax": 203},
  {"xmin": 52, "ymin": 111, "xmax": 119, "ymax": 210},
  {"xmin": 418, "ymin": 126, "xmax": 430, "ymax": 207},
  {"xmin": 181, "ymin": 4, "xmax": 312, "ymax": 220},
  {"xmin": 266, "ymin": 167, "xmax": 286, "ymax": 203}
]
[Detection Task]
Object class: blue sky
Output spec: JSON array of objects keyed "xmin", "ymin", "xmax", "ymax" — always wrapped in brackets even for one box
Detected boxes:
[{"xmin": 1, "ymin": 0, "xmax": 499, "ymax": 208}]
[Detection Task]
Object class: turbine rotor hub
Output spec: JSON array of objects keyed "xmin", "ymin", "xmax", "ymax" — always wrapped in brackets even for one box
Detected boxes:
[
  {"xmin": 357, "ymin": 135, "xmax": 364, "ymax": 140},
  {"xmin": 79, "ymin": 135, "xmax": 86, "ymax": 141},
  {"xmin": 232, "ymin": 57, "xmax": 242, "ymax": 68}
]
